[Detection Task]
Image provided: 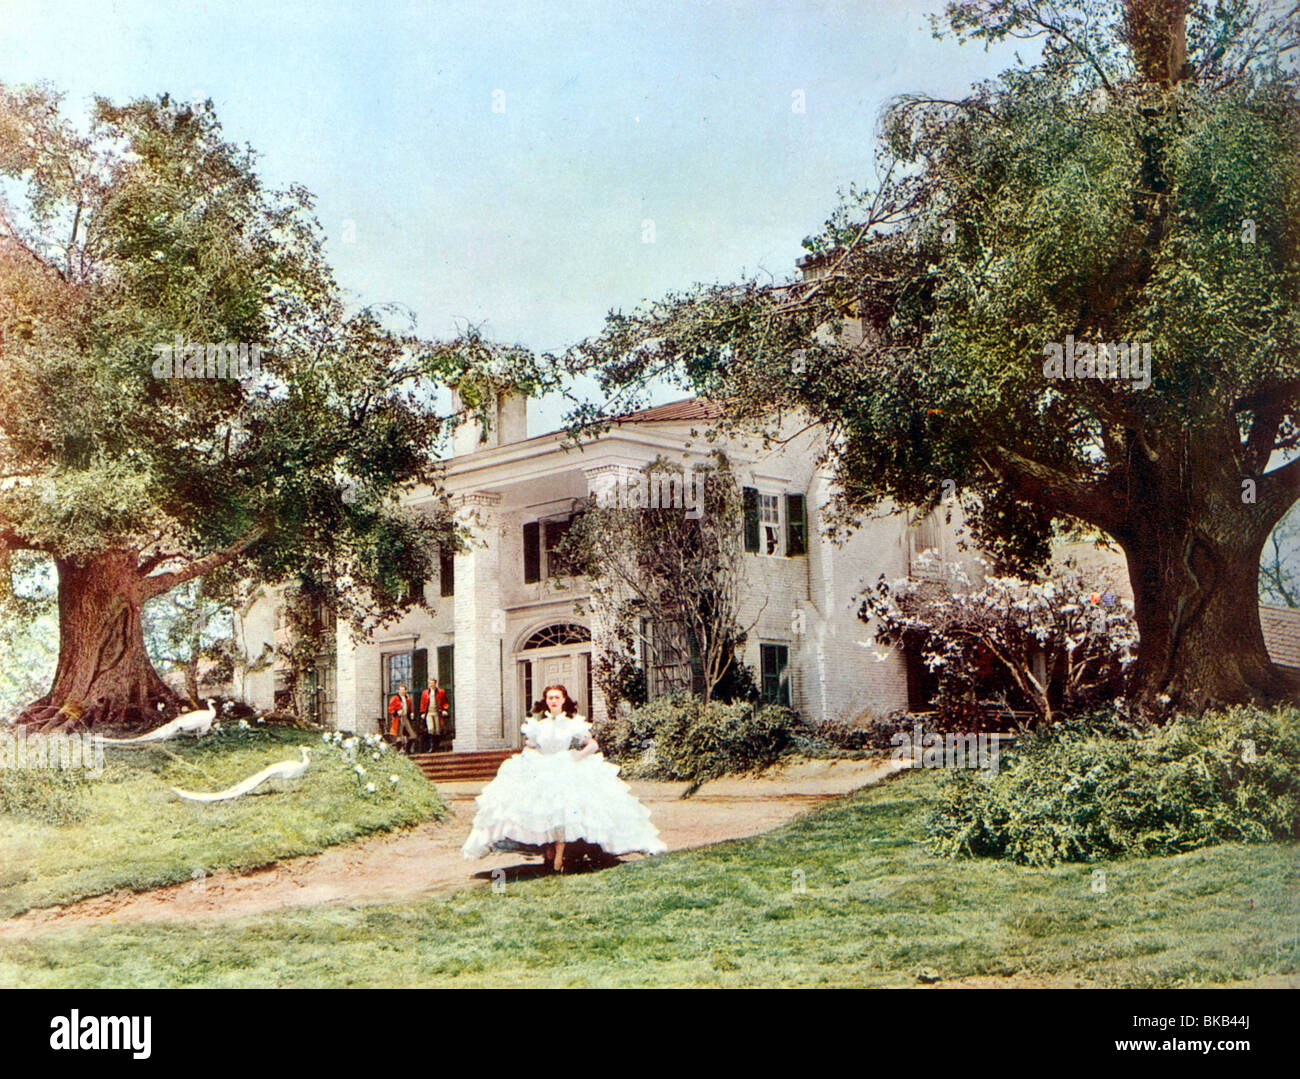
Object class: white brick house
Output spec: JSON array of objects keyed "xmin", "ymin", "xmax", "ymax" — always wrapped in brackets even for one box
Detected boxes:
[
  {"xmin": 234, "ymin": 390, "xmax": 1300, "ymax": 749},
  {"xmin": 238, "ymin": 394, "xmax": 973, "ymax": 750}
]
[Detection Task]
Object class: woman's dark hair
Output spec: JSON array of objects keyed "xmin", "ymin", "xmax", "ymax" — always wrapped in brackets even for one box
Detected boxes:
[{"xmin": 531, "ymin": 684, "xmax": 578, "ymax": 717}]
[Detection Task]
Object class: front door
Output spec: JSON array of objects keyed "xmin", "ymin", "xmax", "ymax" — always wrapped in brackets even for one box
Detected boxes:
[
  {"xmin": 538, "ymin": 655, "xmax": 572, "ymax": 697},
  {"xmin": 526, "ymin": 651, "xmax": 590, "ymax": 720}
]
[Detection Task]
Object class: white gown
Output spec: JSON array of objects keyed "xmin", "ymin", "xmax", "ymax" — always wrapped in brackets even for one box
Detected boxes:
[{"xmin": 461, "ymin": 713, "xmax": 667, "ymax": 859}]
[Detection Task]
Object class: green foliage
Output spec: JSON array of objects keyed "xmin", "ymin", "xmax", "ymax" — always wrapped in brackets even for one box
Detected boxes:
[
  {"xmin": 565, "ymin": 2, "xmax": 1300, "ymax": 710},
  {"xmin": 3, "ymin": 768, "xmax": 1296, "ymax": 987},
  {"xmin": 0, "ymin": 759, "xmax": 90, "ymax": 825},
  {"xmin": 0, "ymin": 553, "xmax": 56, "ymax": 719},
  {"xmin": 602, "ymin": 694, "xmax": 799, "ymax": 795},
  {"xmin": 592, "ymin": 652, "xmax": 647, "ymax": 714},
  {"xmin": 0, "ymin": 85, "xmax": 539, "ymax": 651},
  {"xmin": 791, "ymin": 713, "xmax": 892, "ymax": 756},
  {"xmin": 0, "ymin": 725, "xmax": 446, "ymax": 919},
  {"xmin": 141, "ymin": 578, "xmax": 236, "ymax": 700},
  {"xmin": 929, "ymin": 705, "xmax": 1300, "ymax": 866}
]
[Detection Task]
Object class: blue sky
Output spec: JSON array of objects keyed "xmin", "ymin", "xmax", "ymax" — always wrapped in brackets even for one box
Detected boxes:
[{"xmin": 0, "ymin": 0, "xmax": 1028, "ymax": 424}]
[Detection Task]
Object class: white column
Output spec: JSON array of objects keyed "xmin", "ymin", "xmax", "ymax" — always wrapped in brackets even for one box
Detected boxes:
[
  {"xmin": 452, "ymin": 492, "xmax": 506, "ymax": 751},
  {"xmin": 334, "ymin": 622, "xmax": 362, "ymax": 734}
]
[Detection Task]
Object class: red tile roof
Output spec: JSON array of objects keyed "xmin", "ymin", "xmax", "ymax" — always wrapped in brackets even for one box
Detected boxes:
[
  {"xmin": 1262, "ymin": 604, "xmax": 1300, "ymax": 671},
  {"xmin": 613, "ymin": 398, "xmax": 721, "ymax": 424}
]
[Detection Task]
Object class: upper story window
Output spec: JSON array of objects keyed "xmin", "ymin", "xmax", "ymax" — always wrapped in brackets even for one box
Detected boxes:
[
  {"xmin": 523, "ymin": 511, "xmax": 583, "ymax": 583},
  {"xmin": 743, "ymin": 488, "xmax": 807, "ymax": 558},
  {"xmin": 759, "ymin": 494, "xmax": 780, "ymax": 554}
]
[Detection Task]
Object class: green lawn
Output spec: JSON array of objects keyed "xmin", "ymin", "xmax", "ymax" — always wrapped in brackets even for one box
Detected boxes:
[
  {"xmin": 2, "ymin": 769, "xmax": 1295, "ymax": 987},
  {"xmin": 0, "ymin": 726, "xmax": 446, "ymax": 919}
]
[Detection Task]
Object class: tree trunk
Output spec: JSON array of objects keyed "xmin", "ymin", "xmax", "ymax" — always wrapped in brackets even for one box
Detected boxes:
[
  {"xmin": 16, "ymin": 549, "xmax": 183, "ymax": 732},
  {"xmin": 1118, "ymin": 435, "xmax": 1296, "ymax": 714},
  {"xmin": 1125, "ymin": 0, "xmax": 1189, "ymax": 87}
]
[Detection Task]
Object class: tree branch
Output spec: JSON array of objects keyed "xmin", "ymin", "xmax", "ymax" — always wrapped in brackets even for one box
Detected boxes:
[
  {"xmin": 984, "ymin": 446, "xmax": 1125, "ymax": 532},
  {"xmin": 0, "ymin": 525, "xmax": 46, "ymax": 554},
  {"xmin": 139, "ymin": 529, "xmax": 265, "ymax": 599}
]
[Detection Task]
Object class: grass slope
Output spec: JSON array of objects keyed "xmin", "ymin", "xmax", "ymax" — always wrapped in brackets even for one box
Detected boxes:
[
  {"xmin": 1, "ymin": 770, "xmax": 1295, "ymax": 987},
  {"xmin": 0, "ymin": 727, "xmax": 446, "ymax": 919}
]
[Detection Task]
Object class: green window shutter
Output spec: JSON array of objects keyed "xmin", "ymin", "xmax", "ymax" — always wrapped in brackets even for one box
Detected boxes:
[
  {"xmin": 412, "ymin": 648, "xmax": 428, "ymax": 700},
  {"xmin": 436, "ymin": 644, "xmax": 454, "ymax": 727},
  {"xmin": 742, "ymin": 487, "xmax": 760, "ymax": 552},
  {"xmin": 439, "ymin": 545, "xmax": 455, "ymax": 597},
  {"xmin": 785, "ymin": 493, "xmax": 807, "ymax": 556},
  {"xmin": 523, "ymin": 521, "xmax": 540, "ymax": 583}
]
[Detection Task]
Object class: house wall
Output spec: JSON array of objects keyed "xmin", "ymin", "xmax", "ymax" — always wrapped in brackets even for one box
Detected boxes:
[
  {"xmin": 241, "ymin": 405, "xmax": 973, "ymax": 739},
  {"xmin": 233, "ymin": 589, "xmax": 277, "ymax": 713}
]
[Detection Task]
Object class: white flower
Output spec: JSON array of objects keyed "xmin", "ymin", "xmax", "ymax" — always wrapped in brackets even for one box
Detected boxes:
[
  {"xmin": 371, "ymin": 752, "xmax": 380, "ymax": 761},
  {"xmin": 389, "ymin": 774, "xmax": 399, "ymax": 784},
  {"xmin": 365, "ymin": 782, "xmax": 376, "ymax": 793},
  {"xmin": 354, "ymin": 765, "xmax": 366, "ymax": 776}
]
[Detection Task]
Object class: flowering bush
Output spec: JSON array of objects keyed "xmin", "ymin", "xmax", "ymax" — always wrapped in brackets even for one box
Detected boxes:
[
  {"xmin": 319, "ymin": 730, "xmax": 392, "ymax": 796},
  {"xmin": 861, "ymin": 556, "xmax": 1137, "ymax": 726}
]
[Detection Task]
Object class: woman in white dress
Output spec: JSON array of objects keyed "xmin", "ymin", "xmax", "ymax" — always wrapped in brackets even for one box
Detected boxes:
[{"xmin": 461, "ymin": 684, "xmax": 667, "ymax": 872}]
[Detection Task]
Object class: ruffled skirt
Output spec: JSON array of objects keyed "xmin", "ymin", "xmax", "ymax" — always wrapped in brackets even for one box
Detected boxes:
[{"xmin": 461, "ymin": 749, "xmax": 667, "ymax": 859}]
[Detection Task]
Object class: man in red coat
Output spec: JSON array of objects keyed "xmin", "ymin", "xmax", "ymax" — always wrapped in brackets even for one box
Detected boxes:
[
  {"xmin": 387, "ymin": 684, "xmax": 418, "ymax": 751},
  {"xmin": 421, "ymin": 679, "xmax": 450, "ymax": 749}
]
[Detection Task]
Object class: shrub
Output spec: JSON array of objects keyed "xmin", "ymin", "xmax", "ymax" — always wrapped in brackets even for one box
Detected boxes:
[
  {"xmin": 928, "ymin": 704, "xmax": 1300, "ymax": 866},
  {"xmin": 791, "ymin": 716, "xmax": 882, "ymax": 756},
  {"xmin": 0, "ymin": 738, "xmax": 92, "ymax": 825},
  {"xmin": 792, "ymin": 708, "xmax": 1013, "ymax": 757},
  {"xmin": 591, "ymin": 699, "xmax": 661, "ymax": 763},
  {"xmin": 600, "ymin": 695, "xmax": 799, "ymax": 795}
]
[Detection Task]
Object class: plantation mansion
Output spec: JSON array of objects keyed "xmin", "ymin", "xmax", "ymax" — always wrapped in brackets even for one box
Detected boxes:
[
  {"xmin": 231, "ymin": 387, "xmax": 1300, "ymax": 751},
  {"xmin": 234, "ymin": 394, "xmax": 975, "ymax": 751}
]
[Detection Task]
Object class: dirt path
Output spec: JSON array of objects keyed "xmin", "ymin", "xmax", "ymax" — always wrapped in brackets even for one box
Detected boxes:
[{"xmin": 0, "ymin": 758, "xmax": 908, "ymax": 937}]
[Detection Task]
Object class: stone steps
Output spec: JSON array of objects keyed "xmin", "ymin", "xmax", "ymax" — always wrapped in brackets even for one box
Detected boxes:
[{"xmin": 410, "ymin": 749, "xmax": 516, "ymax": 783}]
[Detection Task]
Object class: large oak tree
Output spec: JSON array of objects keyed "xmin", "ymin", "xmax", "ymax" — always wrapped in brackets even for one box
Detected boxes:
[
  {"xmin": 567, "ymin": 0, "xmax": 1300, "ymax": 714},
  {"xmin": 0, "ymin": 86, "xmax": 541, "ymax": 731}
]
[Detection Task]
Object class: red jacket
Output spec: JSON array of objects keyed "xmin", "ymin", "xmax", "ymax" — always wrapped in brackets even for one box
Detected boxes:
[{"xmin": 387, "ymin": 693, "xmax": 412, "ymax": 736}]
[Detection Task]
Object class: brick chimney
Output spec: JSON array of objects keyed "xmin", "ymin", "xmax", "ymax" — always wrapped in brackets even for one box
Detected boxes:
[{"xmin": 451, "ymin": 387, "xmax": 528, "ymax": 454}]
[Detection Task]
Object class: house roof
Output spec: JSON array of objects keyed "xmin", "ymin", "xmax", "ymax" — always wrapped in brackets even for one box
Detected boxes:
[
  {"xmin": 611, "ymin": 398, "xmax": 721, "ymax": 424},
  {"xmin": 1262, "ymin": 604, "xmax": 1300, "ymax": 671}
]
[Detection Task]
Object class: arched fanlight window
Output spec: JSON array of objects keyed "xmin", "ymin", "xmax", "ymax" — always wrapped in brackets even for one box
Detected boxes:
[{"xmin": 521, "ymin": 623, "xmax": 591, "ymax": 650}]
